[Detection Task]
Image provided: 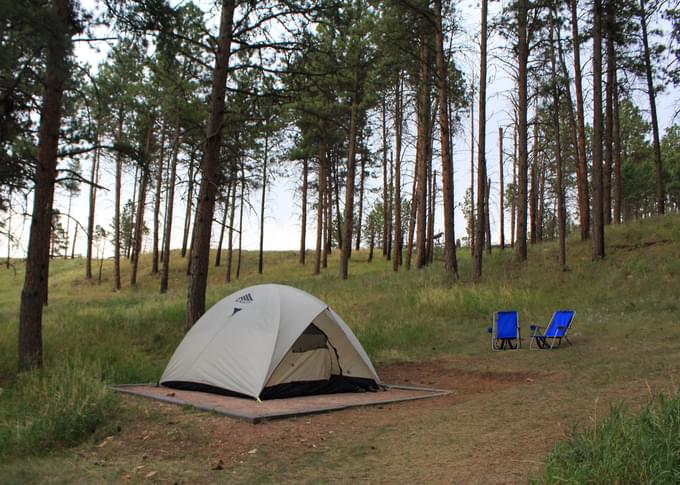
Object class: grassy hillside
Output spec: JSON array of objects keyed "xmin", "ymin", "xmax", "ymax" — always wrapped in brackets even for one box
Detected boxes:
[{"xmin": 0, "ymin": 215, "xmax": 679, "ymax": 481}]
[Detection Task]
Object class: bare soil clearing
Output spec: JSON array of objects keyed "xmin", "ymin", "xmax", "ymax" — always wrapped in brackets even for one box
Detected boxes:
[{"xmin": 71, "ymin": 358, "xmax": 541, "ymax": 483}]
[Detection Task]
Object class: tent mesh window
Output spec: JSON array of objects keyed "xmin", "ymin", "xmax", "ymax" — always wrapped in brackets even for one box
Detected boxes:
[{"xmin": 291, "ymin": 324, "xmax": 328, "ymax": 352}]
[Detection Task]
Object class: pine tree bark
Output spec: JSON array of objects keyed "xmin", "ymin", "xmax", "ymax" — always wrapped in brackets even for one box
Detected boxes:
[
  {"xmin": 314, "ymin": 134, "xmax": 327, "ymax": 275},
  {"xmin": 152, "ymin": 125, "xmax": 166, "ymax": 274},
  {"xmin": 160, "ymin": 130, "xmax": 181, "ymax": 294},
  {"xmin": 639, "ymin": 0, "xmax": 665, "ymax": 214},
  {"xmin": 516, "ymin": 0, "xmax": 529, "ymax": 262},
  {"xmin": 592, "ymin": 0, "xmax": 606, "ymax": 260},
  {"xmin": 236, "ymin": 164, "xmax": 245, "ymax": 280},
  {"xmin": 469, "ymin": 85, "xmax": 475, "ymax": 257},
  {"xmin": 381, "ymin": 96, "xmax": 389, "ymax": 256},
  {"xmin": 215, "ymin": 192, "xmax": 229, "ymax": 267},
  {"xmin": 180, "ymin": 158, "xmax": 194, "ymax": 258},
  {"xmin": 131, "ymin": 121, "xmax": 153, "ymax": 286},
  {"xmin": 355, "ymin": 144, "xmax": 366, "ymax": 251},
  {"xmin": 114, "ymin": 113, "xmax": 123, "ymax": 290},
  {"xmin": 613, "ymin": 69, "xmax": 623, "ymax": 224},
  {"xmin": 392, "ymin": 71, "xmax": 403, "ymax": 272},
  {"xmin": 499, "ymin": 128, "xmax": 505, "ymax": 249},
  {"xmin": 85, "ymin": 138, "xmax": 99, "ymax": 279},
  {"xmin": 300, "ymin": 157, "xmax": 308, "ymax": 265},
  {"xmin": 127, "ymin": 165, "xmax": 138, "ymax": 260},
  {"xmin": 258, "ymin": 130, "xmax": 268, "ymax": 274},
  {"xmin": 19, "ymin": 0, "xmax": 74, "ymax": 370},
  {"xmin": 225, "ymin": 165, "xmax": 237, "ymax": 283},
  {"xmin": 485, "ymin": 177, "xmax": 491, "ymax": 253},
  {"xmin": 427, "ymin": 169, "xmax": 435, "ymax": 264},
  {"xmin": 569, "ymin": 0, "xmax": 591, "ymax": 240},
  {"xmin": 511, "ymin": 118, "xmax": 517, "ymax": 248},
  {"xmin": 550, "ymin": 18, "xmax": 567, "ymax": 269},
  {"xmin": 406, "ymin": 158, "xmax": 418, "ymax": 270},
  {"xmin": 604, "ymin": 6, "xmax": 615, "ymax": 225},
  {"xmin": 186, "ymin": 0, "xmax": 236, "ymax": 329},
  {"xmin": 474, "ymin": 0, "xmax": 488, "ymax": 278},
  {"xmin": 339, "ymin": 65, "xmax": 361, "ymax": 280},
  {"xmin": 530, "ymin": 125, "xmax": 538, "ymax": 245},
  {"xmin": 415, "ymin": 37, "xmax": 430, "ymax": 270}
]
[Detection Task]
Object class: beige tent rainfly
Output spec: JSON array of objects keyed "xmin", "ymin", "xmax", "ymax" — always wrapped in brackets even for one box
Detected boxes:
[{"xmin": 161, "ymin": 284, "xmax": 381, "ymax": 400}]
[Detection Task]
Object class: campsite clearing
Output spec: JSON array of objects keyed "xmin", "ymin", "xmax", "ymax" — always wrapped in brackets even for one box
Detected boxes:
[{"xmin": 1, "ymin": 216, "xmax": 680, "ymax": 482}]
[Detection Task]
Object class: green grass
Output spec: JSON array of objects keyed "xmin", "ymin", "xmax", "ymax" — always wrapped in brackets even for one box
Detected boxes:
[
  {"xmin": 0, "ymin": 357, "xmax": 118, "ymax": 458},
  {"xmin": 0, "ymin": 214, "xmax": 679, "ymax": 479},
  {"xmin": 539, "ymin": 393, "xmax": 680, "ymax": 484}
]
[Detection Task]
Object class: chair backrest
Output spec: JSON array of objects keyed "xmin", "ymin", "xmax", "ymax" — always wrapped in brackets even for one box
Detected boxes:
[
  {"xmin": 495, "ymin": 311, "xmax": 519, "ymax": 339},
  {"xmin": 544, "ymin": 310, "xmax": 575, "ymax": 338}
]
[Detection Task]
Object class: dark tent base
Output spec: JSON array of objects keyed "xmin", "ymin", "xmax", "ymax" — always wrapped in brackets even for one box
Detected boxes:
[{"xmin": 162, "ymin": 375, "xmax": 380, "ymax": 401}]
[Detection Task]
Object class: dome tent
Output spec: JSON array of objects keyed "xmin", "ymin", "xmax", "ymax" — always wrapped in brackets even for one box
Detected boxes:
[{"xmin": 161, "ymin": 284, "xmax": 381, "ymax": 400}]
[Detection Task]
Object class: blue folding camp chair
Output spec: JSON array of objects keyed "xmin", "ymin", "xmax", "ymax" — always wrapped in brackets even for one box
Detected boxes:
[
  {"xmin": 529, "ymin": 310, "xmax": 575, "ymax": 349},
  {"xmin": 487, "ymin": 310, "xmax": 521, "ymax": 351}
]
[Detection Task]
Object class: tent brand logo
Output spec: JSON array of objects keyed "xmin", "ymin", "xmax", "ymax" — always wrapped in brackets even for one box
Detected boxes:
[{"xmin": 235, "ymin": 293, "xmax": 253, "ymax": 304}]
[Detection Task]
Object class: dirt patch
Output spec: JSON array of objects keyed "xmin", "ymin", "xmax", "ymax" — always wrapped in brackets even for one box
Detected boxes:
[{"xmin": 88, "ymin": 358, "xmax": 536, "ymax": 481}]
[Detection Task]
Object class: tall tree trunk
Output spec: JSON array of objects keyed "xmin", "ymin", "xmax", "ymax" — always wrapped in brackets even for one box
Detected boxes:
[
  {"xmin": 569, "ymin": 0, "xmax": 591, "ymax": 240},
  {"xmin": 314, "ymin": 134, "xmax": 327, "ymax": 275},
  {"xmin": 6, "ymin": 189, "xmax": 11, "ymax": 268},
  {"xmin": 258, "ymin": 130, "xmax": 268, "ymax": 274},
  {"xmin": 18, "ymin": 0, "xmax": 73, "ymax": 370},
  {"xmin": 392, "ymin": 71, "xmax": 403, "ymax": 272},
  {"xmin": 321, "ymin": 155, "xmax": 339, "ymax": 269},
  {"xmin": 333, "ymin": 150, "xmax": 342, "ymax": 251},
  {"xmin": 152, "ymin": 124, "xmax": 166, "ymax": 274},
  {"xmin": 473, "ymin": 0, "xmax": 488, "ymax": 278},
  {"xmin": 511, "ymin": 118, "xmax": 517, "ymax": 248},
  {"xmin": 127, "ymin": 165, "xmax": 138, "ymax": 260},
  {"xmin": 613, "ymin": 68, "xmax": 623, "ymax": 224},
  {"xmin": 215, "ymin": 190, "xmax": 229, "ymax": 267},
  {"xmin": 355, "ymin": 143, "xmax": 366, "ymax": 251},
  {"xmin": 381, "ymin": 95, "xmax": 389, "ymax": 256},
  {"xmin": 160, "ymin": 130, "xmax": 181, "ymax": 294},
  {"xmin": 180, "ymin": 157, "xmax": 194, "ymax": 258},
  {"xmin": 339, "ymin": 65, "xmax": 361, "ymax": 280},
  {"xmin": 485, "ymin": 177, "xmax": 491, "ymax": 253},
  {"xmin": 639, "ymin": 0, "xmax": 665, "ymax": 214},
  {"xmin": 427, "ymin": 169, "xmax": 436, "ymax": 264},
  {"xmin": 469, "ymin": 84, "xmax": 475, "ymax": 257},
  {"xmin": 415, "ymin": 37, "xmax": 430, "ymax": 269},
  {"xmin": 300, "ymin": 157, "xmax": 308, "ymax": 265},
  {"xmin": 236, "ymin": 164, "xmax": 245, "ymax": 280},
  {"xmin": 131, "ymin": 121, "xmax": 153, "ymax": 286},
  {"xmin": 530, "ymin": 125, "xmax": 539, "ymax": 245},
  {"xmin": 604, "ymin": 5, "xmax": 614, "ymax": 225},
  {"xmin": 550, "ymin": 18, "xmax": 567, "ymax": 269},
  {"xmin": 70, "ymin": 225, "xmax": 77, "ymax": 259},
  {"xmin": 85, "ymin": 138, "xmax": 99, "ymax": 279},
  {"xmin": 225, "ymin": 165, "xmax": 237, "ymax": 283},
  {"xmin": 499, "ymin": 127, "xmax": 505, "ymax": 249},
  {"xmin": 516, "ymin": 0, "xmax": 529, "ymax": 261},
  {"xmin": 592, "ymin": 0, "xmax": 606, "ymax": 260},
  {"xmin": 64, "ymin": 192, "xmax": 72, "ymax": 259},
  {"xmin": 186, "ymin": 0, "xmax": 236, "ymax": 329},
  {"xmin": 114, "ymin": 113, "xmax": 123, "ymax": 290},
  {"xmin": 387, "ymin": 150, "xmax": 393, "ymax": 259},
  {"xmin": 406, "ymin": 157, "xmax": 418, "ymax": 270}
]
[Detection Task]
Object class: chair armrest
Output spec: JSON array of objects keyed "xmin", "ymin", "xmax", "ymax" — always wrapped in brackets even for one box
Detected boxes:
[{"xmin": 529, "ymin": 324, "xmax": 544, "ymax": 331}]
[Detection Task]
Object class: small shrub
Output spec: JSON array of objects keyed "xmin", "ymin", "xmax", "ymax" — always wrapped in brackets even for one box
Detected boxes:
[
  {"xmin": 0, "ymin": 357, "xmax": 118, "ymax": 457},
  {"xmin": 538, "ymin": 392, "xmax": 680, "ymax": 484}
]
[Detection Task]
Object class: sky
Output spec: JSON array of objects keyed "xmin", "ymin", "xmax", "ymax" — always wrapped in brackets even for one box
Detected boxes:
[{"xmin": 4, "ymin": 0, "xmax": 679, "ymax": 260}]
